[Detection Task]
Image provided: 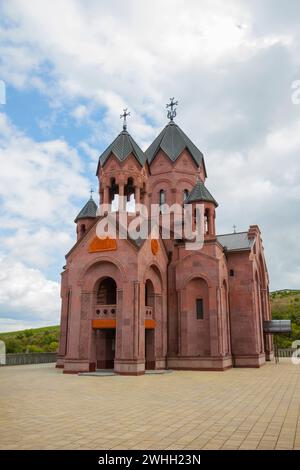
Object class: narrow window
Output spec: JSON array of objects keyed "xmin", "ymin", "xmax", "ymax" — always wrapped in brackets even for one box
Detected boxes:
[
  {"xmin": 230, "ymin": 269, "xmax": 234, "ymax": 277},
  {"xmin": 159, "ymin": 189, "xmax": 166, "ymax": 214},
  {"xmin": 159, "ymin": 189, "xmax": 166, "ymax": 206},
  {"xmin": 183, "ymin": 189, "xmax": 189, "ymax": 202},
  {"xmin": 196, "ymin": 298, "xmax": 204, "ymax": 319}
]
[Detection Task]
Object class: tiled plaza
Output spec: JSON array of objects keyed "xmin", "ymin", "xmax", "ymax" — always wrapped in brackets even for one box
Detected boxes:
[{"xmin": 0, "ymin": 360, "xmax": 300, "ymax": 450}]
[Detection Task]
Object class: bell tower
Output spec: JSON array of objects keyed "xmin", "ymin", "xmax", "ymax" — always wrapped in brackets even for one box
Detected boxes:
[{"xmin": 96, "ymin": 109, "xmax": 148, "ymax": 213}]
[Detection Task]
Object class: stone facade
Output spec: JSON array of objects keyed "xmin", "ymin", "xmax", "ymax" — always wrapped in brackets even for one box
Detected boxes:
[{"xmin": 57, "ymin": 118, "xmax": 273, "ymax": 375}]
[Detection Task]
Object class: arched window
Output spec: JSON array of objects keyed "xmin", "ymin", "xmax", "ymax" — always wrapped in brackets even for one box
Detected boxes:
[
  {"xmin": 204, "ymin": 208, "xmax": 210, "ymax": 234},
  {"xmin": 110, "ymin": 178, "xmax": 119, "ymax": 211},
  {"xmin": 183, "ymin": 189, "xmax": 189, "ymax": 202},
  {"xmin": 97, "ymin": 277, "xmax": 117, "ymax": 305},
  {"xmin": 145, "ymin": 279, "xmax": 154, "ymax": 307},
  {"xmin": 159, "ymin": 189, "xmax": 166, "ymax": 206},
  {"xmin": 125, "ymin": 177, "xmax": 136, "ymax": 212},
  {"xmin": 125, "ymin": 177, "xmax": 135, "ymax": 201}
]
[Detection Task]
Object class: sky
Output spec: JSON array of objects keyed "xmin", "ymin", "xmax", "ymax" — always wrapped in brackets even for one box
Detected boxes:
[{"xmin": 0, "ymin": 0, "xmax": 300, "ymax": 332}]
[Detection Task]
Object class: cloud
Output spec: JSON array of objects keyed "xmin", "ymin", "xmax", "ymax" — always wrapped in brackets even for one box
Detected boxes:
[
  {"xmin": 0, "ymin": 113, "xmax": 93, "ymax": 329},
  {"xmin": 0, "ymin": 254, "xmax": 60, "ymax": 330}
]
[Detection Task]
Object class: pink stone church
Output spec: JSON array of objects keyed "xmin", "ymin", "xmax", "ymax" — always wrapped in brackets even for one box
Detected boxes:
[{"xmin": 57, "ymin": 102, "xmax": 273, "ymax": 375}]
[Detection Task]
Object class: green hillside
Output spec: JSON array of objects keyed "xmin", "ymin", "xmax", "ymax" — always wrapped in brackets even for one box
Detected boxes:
[
  {"xmin": 0, "ymin": 290, "xmax": 299, "ymax": 352},
  {"xmin": 0, "ymin": 325, "xmax": 60, "ymax": 353},
  {"xmin": 270, "ymin": 289, "xmax": 300, "ymax": 348}
]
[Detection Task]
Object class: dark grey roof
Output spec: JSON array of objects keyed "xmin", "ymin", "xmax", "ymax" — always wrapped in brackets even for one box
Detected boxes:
[
  {"xmin": 145, "ymin": 121, "xmax": 204, "ymax": 167},
  {"xmin": 217, "ymin": 232, "xmax": 255, "ymax": 251},
  {"xmin": 96, "ymin": 130, "xmax": 146, "ymax": 172},
  {"xmin": 74, "ymin": 197, "xmax": 98, "ymax": 222},
  {"xmin": 186, "ymin": 180, "xmax": 218, "ymax": 206}
]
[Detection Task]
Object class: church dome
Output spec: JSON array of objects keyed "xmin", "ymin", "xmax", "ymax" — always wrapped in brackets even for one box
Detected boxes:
[
  {"xmin": 145, "ymin": 121, "xmax": 204, "ymax": 167},
  {"xmin": 96, "ymin": 129, "xmax": 146, "ymax": 173},
  {"xmin": 186, "ymin": 179, "xmax": 218, "ymax": 207},
  {"xmin": 74, "ymin": 197, "xmax": 98, "ymax": 223}
]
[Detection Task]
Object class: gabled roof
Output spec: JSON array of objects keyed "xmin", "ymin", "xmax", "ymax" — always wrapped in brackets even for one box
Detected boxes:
[
  {"xmin": 74, "ymin": 197, "xmax": 98, "ymax": 223},
  {"xmin": 186, "ymin": 180, "xmax": 218, "ymax": 207},
  {"xmin": 217, "ymin": 232, "xmax": 255, "ymax": 251},
  {"xmin": 96, "ymin": 130, "xmax": 146, "ymax": 173},
  {"xmin": 145, "ymin": 121, "xmax": 204, "ymax": 167}
]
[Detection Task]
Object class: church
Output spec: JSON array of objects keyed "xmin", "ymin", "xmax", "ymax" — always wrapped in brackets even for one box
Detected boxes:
[{"xmin": 56, "ymin": 100, "xmax": 273, "ymax": 375}]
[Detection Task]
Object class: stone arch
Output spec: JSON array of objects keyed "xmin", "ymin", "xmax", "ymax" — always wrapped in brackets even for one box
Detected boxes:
[
  {"xmin": 181, "ymin": 271, "xmax": 213, "ymax": 290},
  {"xmin": 143, "ymin": 262, "xmax": 164, "ymax": 294},
  {"xmin": 78, "ymin": 256, "xmax": 127, "ymax": 287}
]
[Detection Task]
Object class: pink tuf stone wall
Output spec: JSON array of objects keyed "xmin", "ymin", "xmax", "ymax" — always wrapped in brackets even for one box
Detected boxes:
[{"xmin": 57, "ymin": 137, "xmax": 273, "ymax": 374}]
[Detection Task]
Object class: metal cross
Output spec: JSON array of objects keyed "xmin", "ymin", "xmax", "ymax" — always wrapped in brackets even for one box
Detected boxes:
[
  {"xmin": 120, "ymin": 108, "xmax": 131, "ymax": 130},
  {"xmin": 233, "ymin": 224, "xmax": 237, "ymax": 233},
  {"xmin": 90, "ymin": 187, "xmax": 94, "ymax": 199},
  {"xmin": 166, "ymin": 97, "xmax": 178, "ymax": 121}
]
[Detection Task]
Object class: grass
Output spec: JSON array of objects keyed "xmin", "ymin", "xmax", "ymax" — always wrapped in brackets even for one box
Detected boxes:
[
  {"xmin": 270, "ymin": 289, "xmax": 300, "ymax": 347},
  {"xmin": 0, "ymin": 325, "xmax": 60, "ymax": 353}
]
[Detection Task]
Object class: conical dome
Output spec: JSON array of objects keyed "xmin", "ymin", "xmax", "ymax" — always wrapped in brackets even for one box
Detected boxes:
[
  {"xmin": 74, "ymin": 197, "xmax": 98, "ymax": 223},
  {"xmin": 146, "ymin": 121, "xmax": 204, "ymax": 167},
  {"xmin": 96, "ymin": 129, "xmax": 146, "ymax": 173},
  {"xmin": 186, "ymin": 180, "xmax": 218, "ymax": 207}
]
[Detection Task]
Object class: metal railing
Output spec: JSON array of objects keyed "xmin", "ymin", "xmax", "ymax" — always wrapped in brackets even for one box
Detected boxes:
[
  {"xmin": 277, "ymin": 348, "xmax": 296, "ymax": 358},
  {"xmin": 0, "ymin": 352, "xmax": 57, "ymax": 366}
]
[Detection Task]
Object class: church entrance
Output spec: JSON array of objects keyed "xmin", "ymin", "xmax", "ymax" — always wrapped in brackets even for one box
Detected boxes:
[
  {"xmin": 145, "ymin": 329, "xmax": 155, "ymax": 370},
  {"xmin": 95, "ymin": 276, "xmax": 117, "ymax": 369},
  {"xmin": 96, "ymin": 329, "xmax": 115, "ymax": 369}
]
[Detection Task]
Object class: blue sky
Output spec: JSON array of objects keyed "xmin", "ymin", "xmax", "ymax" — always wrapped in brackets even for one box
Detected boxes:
[{"xmin": 1, "ymin": 0, "xmax": 300, "ymax": 331}]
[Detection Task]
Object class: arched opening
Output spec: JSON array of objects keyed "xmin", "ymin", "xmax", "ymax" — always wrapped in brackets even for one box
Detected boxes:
[
  {"xmin": 145, "ymin": 279, "xmax": 154, "ymax": 308},
  {"xmin": 109, "ymin": 177, "xmax": 119, "ymax": 211},
  {"xmin": 125, "ymin": 177, "xmax": 135, "ymax": 201},
  {"xmin": 159, "ymin": 189, "xmax": 166, "ymax": 206},
  {"xmin": 145, "ymin": 279, "xmax": 155, "ymax": 370},
  {"xmin": 204, "ymin": 208, "xmax": 210, "ymax": 234},
  {"xmin": 95, "ymin": 276, "xmax": 117, "ymax": 370},
  {"xmin": 143, "ymin": 266, "xmax": 163, "ymax": 371},
  {"xmin": 125, "ymin": 177, "xmax": 135, "ymax": 211},
  {"xmin": 183, "ymin": 189, "xmax": 189, "ymax": 202},
  {"xmin": 96, "ymin": 277, "xmax": 117, "ymax": 305}
]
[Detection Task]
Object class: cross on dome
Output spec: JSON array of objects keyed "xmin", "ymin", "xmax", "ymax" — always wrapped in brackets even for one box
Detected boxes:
[
  {"xmin": 120, "ymin": 108, "xmax": 131, "ymax": 131},
  {"xmin": 166, "ymin": 97, "xmax": 178, "ymax": 121}
]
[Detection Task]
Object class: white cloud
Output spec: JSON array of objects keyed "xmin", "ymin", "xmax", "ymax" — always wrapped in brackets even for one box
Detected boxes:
[
  {"xmin": 0, "ymin": 255, "xmax": 60, "ymax": 330},
  {"xmin": 0, "ymin": 0, "xmax": 295, "ymax": 142},
  {"xmin": 0, "ymin": 113, "xmax": 94, "ymax": 329}
]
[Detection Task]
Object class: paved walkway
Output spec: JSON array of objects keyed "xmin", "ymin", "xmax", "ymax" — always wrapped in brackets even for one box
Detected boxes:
[{"xmin": 0, "ymin": 360, "xmax": 300, "ymax": 450}]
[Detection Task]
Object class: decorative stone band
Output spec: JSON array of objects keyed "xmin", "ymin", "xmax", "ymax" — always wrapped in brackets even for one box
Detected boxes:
[{"xmin": 91, "ymin": 319, "xmax": 156, "ymax": 329}]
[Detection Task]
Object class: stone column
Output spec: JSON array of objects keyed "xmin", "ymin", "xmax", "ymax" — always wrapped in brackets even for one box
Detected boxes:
[
  {"xmin": 103, "ymin": 185, "xmax": 109, "ymax": 205},
  {"xmin": 119, "ymin": 183, "xmax": 125, "ymax": 211},
  {"xmin": 134, "ymin": 186, "xmax": 140, "ymax": 206}
]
